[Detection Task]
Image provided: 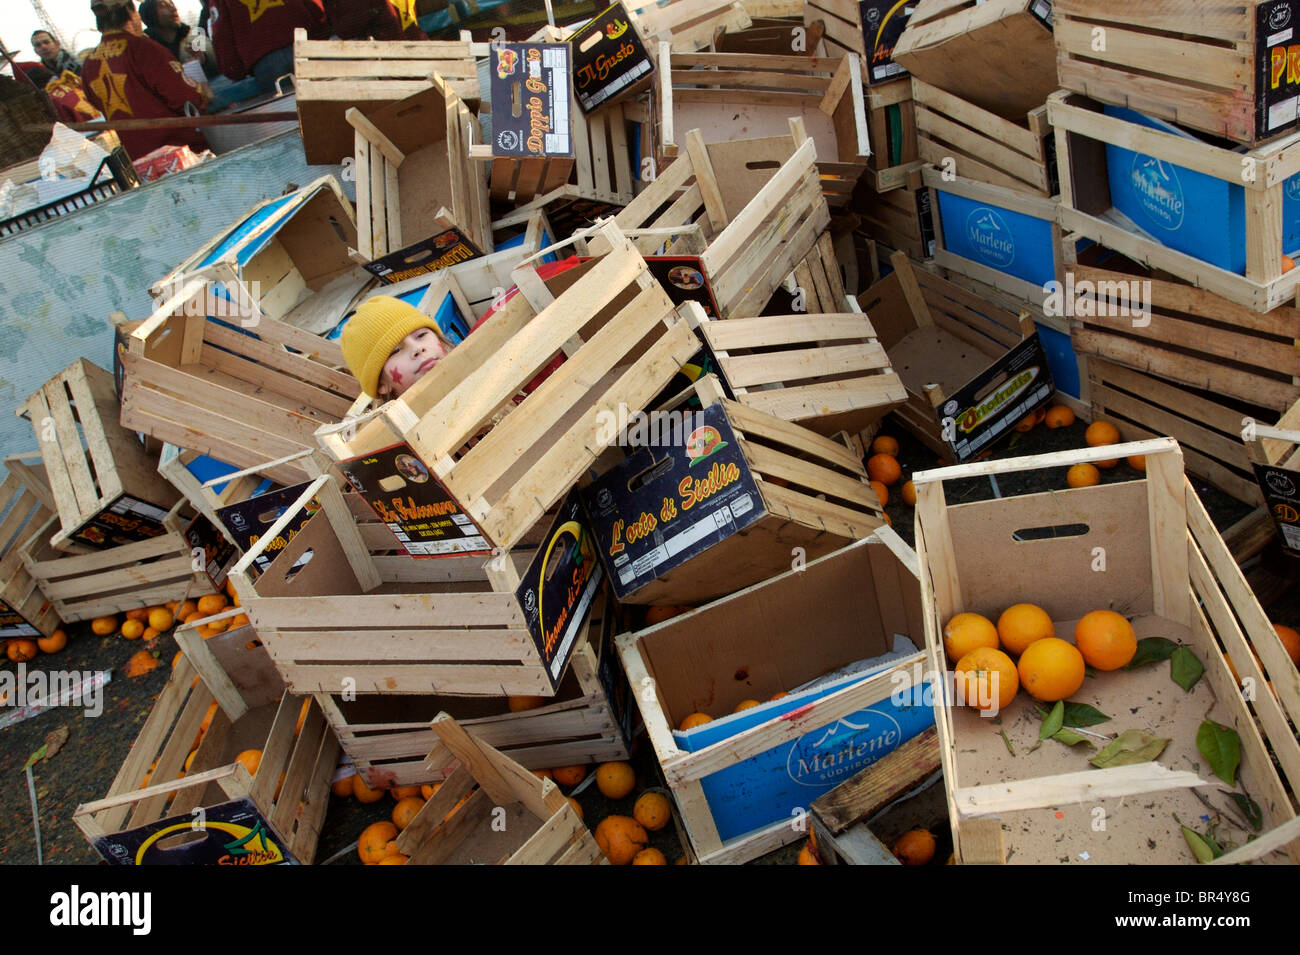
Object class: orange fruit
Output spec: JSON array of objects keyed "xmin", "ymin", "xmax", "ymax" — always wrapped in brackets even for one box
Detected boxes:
[
  {"xmin": 1017, "ymin": 637, "xmax": 1086, "ymax": 702},
  {"xmin": 123, "ymin": 649, "xmax": 159, "ymax": 677},
  {"xmin": 997, "ymin": 603, "xmax": 1055, "ymax": 656},
  {"xmin": 332, "ymin": 773, "xmax": 355, "ymax": 798},
  {"xmin": 882, "ymin": 512, "xmax": 892, "ymax": 526},
  {"xmin": 797, "ymin": 842, "xmax": 822, "ymax": 864},
  {"xmin": 199, "ymin": 701, "xmax": 218, "ymax": 735},
  {"xmin": 1126, "ymin": 455, "xmax": 1146, "ymax": 472},
  {"xmin": 295, "ymin": 699, "xmax": 310, "ymax": 735},
  {"xmin": 235, "ymin": 749, "xmax": 262, "ymax": 777},
  {"xmin": 90, "ymin": 615, "xmax": 118, "ymax": 636},
  {"xmin": 1274, "ymin": 624, "xmax": 1300, "ymax": 666},
  {"xmin": 508, "ymin": 695, "xmax": 548, "ymax": 712},
  {"xmin": 553, "ymin": 765, "xmax": 587, "ymax": 787},
  {"xmin": 533, "ymin": 768, "xmax": 554, "ymax": 781},
  {"xmin": 769, "ymin": 691, "xmax": 788, "ymax": 700},
  {"xmin": 175, "ymin": 601, "xmax": 197, "ymax": 621},
  {"xmin": 632, "ymin": 848, "xmax": 667, "ymax": 865},
  {"xmin": 229, "ymin": 613, "xmax": 250, "ymax": 629},
  {"xmin": 871, "ymin": 435, "xmax": 900, "ymax": 457},
  {"xmin": 893, "ymin": 829, "xmax": 936, "ymax": 865},
  {"xmin": 1066, "ymin": 463, "xmax": 1100, "ymax": 488},
  {"xmin": 202, "ymin": 616, "xmax": 231, "ymax": 635},
  {"xmin": 954, "ymin": 647, "xmax": 1018, "ymax": 713},
  {"xmin": 390, "ymin": 785, "xmax": 422, "ymax": 801},
  {"xmin": 147, "ymin": 607, "xmax": 174, "ymax": 632},
  {"xmin": 645, "ymin": 605, "xmax": 692, "ymax": 625},
  {"xmin": 353, "ymin": 773, "xmax": 385, "ymax": 804},
  {"xmin": 733, "ymin": 699, "xmax": 761, "ymax": 712},
  {"xmin": 125, "ymin": 608, "xmax": 150, "ymax": 622},
  {"xmin": 943, "ymin": 612, "xmax": 999, "ymax": 663},
  {"xmin": 1014, "ymin": 412, "xmax": 1037, "ymax": 433},
  {"xmin": 196, "ymin": 594, "xmax": 228, "ymax": 616},
  {"xmin": 420, "ymin": 782, "xmax": 441, "ymax": 800},
  {"xmin": 869, "ymin": 480, "xmax": 889, "ymax": 508},
  {"xmin": 679, "ymin": 712, "xmax": 713, "ymax": 730},
  {"xmin": 1096, "ymin": 457, "xmax": 1119, "ymax": 470},
  {"xmin": 392, "ymin": 796, "xmax": 425, "ymax": 830},
  {"xmin": 1085, "ymin": 420, "xmax": 1120, "ymax": 447},
  {"xmin": 141, "ymin": 627, "xmax": 160, "ymax": 641},
  {"xmin": 1043, "ymin": 405, "xmax": 1075, "ymax": 429},
  {"xmin": 37, "ymin": 629, "xmax": 67, "ymax": 654},
  {"xmin": 121, "ymin": 619, "xmax": 145, "ymax": 640},
  {"xmin": 900, "ymin": 480, "xmax": 917, "ymax": 507},
  {"xmin": 867, "ymin": 453, "xmax": 902, "ymax": 486},
  {"xmin": 358, "ymin": 821, "xmax": 399, "ymax": 864},
  {"xmin": 7, "ymin": 639, "xmax": 38, "ymax": 662},
  {"xmin": 594, "ymin": 815, "xmax": 649, "ymax": 865},
  {"xmin": 377, "ymin": 854, "xmax": 408, "ymax": 865},
  {"xmin": 1074, "ymin": 610, "xmax": 1137, "ymax": 671},
  {"xmin": 1285, "ymin": 254, "xmax": 1297, "ymax": 273},
  {"xmin": 184, "ymin": 750, "xmax": 198, "ymax": 772},
  {"xmin": 595, "ymin": 761, "xmax": 636, "ymax": 799},
  {"xmin": 567, "ymin": 797, "xmax": 584, "ymax": 821},
  {"xmin": 633, "ymin": 791, "xmax": 672, "ymax": 831},
  {"xmin": 182, "ymin": 610, "xmax": 205, "ymax": 625}
]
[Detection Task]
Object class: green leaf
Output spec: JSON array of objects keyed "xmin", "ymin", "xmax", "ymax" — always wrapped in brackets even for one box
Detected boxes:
[
  {"xmin": 1226, "ymin": 792, "xmax": 1262, "ymax": 832},
  {"xmin": 1170, "ymin": 646, "xmax": 1204, "ymax": 692},
  {"xmin": 1040, "ymin": 700, "xmax": 1064, "ymax": 740},
  {"xmin": 1052, "ymin": 727, "xmax": 1095, "ymax": 748},
  {"xmin": 1197, "ymin": 720, "xmax": 1241, "ymax": 786},
  {"xmin": 1124, "ymin": 637, "xmax": 1179, "ymax": 670},
  {"xmin": 1181, "ymin": 826, "xmax": 1221, "ymax": 864},
  {"xmin": 22, "ymin": 744, "xmax": 47, "ymax": 771},
  {"xmin": 1061, "ymin": 702, "xmax": 1111, "ymax": 728},
  {"xmin": 998, "ymin": 729, "xmax": 1016, "ymax": 757},
  {"xmin": 1090, "ymin": 730, "xmax": 1171, "ymax": 768}
]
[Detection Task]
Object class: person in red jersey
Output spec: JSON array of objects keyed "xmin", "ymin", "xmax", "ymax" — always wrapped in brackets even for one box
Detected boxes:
[
  {"xmin": 81, "ymin": 0, "xmax": 210, "ymax": 159},
  {"xmin": 321, "ymin": 0, "xmax": 427, "ymax": 40},
  {"xmin": 208, "ymin": 0, "xmax": 329, "ymax": 94}
]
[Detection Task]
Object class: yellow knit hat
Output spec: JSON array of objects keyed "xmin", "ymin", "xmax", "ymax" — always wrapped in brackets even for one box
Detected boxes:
[{"xmin": 340, "ymin": 296, "xmax": 451, "ymax": 399}]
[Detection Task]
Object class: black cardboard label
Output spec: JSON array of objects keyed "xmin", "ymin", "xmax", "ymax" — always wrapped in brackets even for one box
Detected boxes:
[
  {"xmin": 337, "ymin": 444, "xmax": 491, "ymax": 557},
  {"xmin": 1254, "ymin": 462, "xmax": 1300, "ymax": 557},
  {"xmin": 185, "ymin": 514, "xmax": 238, "ymax": 590},
  {"xmin": 1258, "ymin": 0, "xmax": 1300, "ymax": 137},
  {"xmin": 217, "ymin": 482, "xmax": 322, "ymax": 578},
  {"xmin": 859, "ymin": 0, "xmax": 913, "ymax": 84},
  {"xmin": 94, "ymin": 799, "xmax": 294, "ymax": 866},
  {"xmin": 943, "ymin": 334, "xmax": 1055, "ymax": 462},
  {"xmin": 0, "ymin": 599, "xmax": 39, "ymax": 639},
  {"xmin": 70, "ymin": 494, "xmax": 172, "ymax": 550},
  {"xmin": 490, "ymin": 43, "xmax": 573, "ymax": 157},
  {"xmin": 571, "ymin": 3, "xmax": 653, "ymax": 112},
  {"xmin": 916, "ymin": 186, "xmax": 936, "ymax": 258},
  {"xmin": 364, "ymin": 228, "xmax": 482, "ymax": 284}
]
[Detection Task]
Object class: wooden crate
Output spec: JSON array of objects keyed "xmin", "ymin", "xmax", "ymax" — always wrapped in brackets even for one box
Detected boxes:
[
  {"xmin": 73, "ymin": 621, "xmax": 337, "ymax": 865},
  {"xmin": 892, "ymin": 0, "xmax": 1056, "ymax": 120},
  {"xmin": 1054, "ymin": 0, "xmax": 1300, "ymax": 148},
  {"xmin": 693, "ymin": 304, "xmax": 907, "ymax": 437},
  {"xmin": 316, "ymin": 220, "xmax": 701, "ymax": 554},
  {"xmin": 851, "ymin": 167, "xmax": 935, "ymax": 261},
  {"xmin": 860, "ymin": 251, "xmax": 1053, "ymax": 461},
  {"xmin": 150, "ymin": 177, "xmax": 366, "ymax": 329},
  {"xmin": 292, "ymin": 29, "xmax": 481, "ymax": 166},
  {"xmin": 627, "ymin": 0, "xmax": 752, "ymax": 51},
  {"xmin": 593, "ymin": 134, "xmax": 830, "ymax": 317},
  {"xmin": 19, "ymin": 358, "xmax": 181, "ymax": 551},
  {"xmin": 119, "ymin": 277, "xmax": 361, "ymax": 489},
  {"xmin": 348, "ymin": 77, "xmax": 492, "ymax": 269},
  {"xmin": 0, "ymin": 453, "xmax": 60, "ymax": 640},
  {"xmin": 616, "ymin": 531, "xmax": 930, "ymax": 864},
  {"xmin": 804, "ymin": 0, "xmax": 911, "ymax": 85},
  {"xmin": 322, "ymin": 584, "xmax": 632, "ymax": 787},
  {"xmin": 1245, "ymin": 401, "xmax": 1300, "ymax": 557},
  {"xmin": 864, "ymin": 78, "xmax": 923, "ymax": 193},
  {"xmin": 394, "ymin": 714, "xmax": 605, "ymax": 864},
  {"xmin": 913, "ymin": 438, "xmax": 1300, "ymax": 865},
  {"xmin": 711, "ymin": 16, "xmax": 825, "ymax": 55},
  {"xmin": 653, "ymin": 45, "xmax": 869, "ymax": 204},
  {"xmin": 912, "ymin": 78, "xmax": 1054, "ymax": 196},
  {"xmin": 1050, "ymin": 91, "xmax": 1300, "ymax": 314}
]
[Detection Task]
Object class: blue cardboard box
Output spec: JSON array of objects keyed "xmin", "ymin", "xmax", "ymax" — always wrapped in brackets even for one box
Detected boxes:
[{"xmin": 934, "ymin": 187, "xmax": 1057, "ymax": 289}]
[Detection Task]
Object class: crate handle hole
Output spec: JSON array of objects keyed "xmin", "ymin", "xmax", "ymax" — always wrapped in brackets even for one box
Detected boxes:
[
  {"xmin": 511, "ymin": 81, "xmax": 522, "ymax": 118},
  {"xmin": 745, "ymin": 160, "xmax": 779, "ymax": 171},
  {"xmin": 257, "ymin": 506, "xmax": 287, "ymax": 525},
  {"xmin": 378, "ymin": 474, "xmax": 407, "ymax": 492},
  {"xmin": 972, "ymin": 370, "xmax": 1008, "ymax": 403},
  {"xmin": 399, "ymin": 248, "xmax": 435, "ymax": 265},
  {"xmin": 152, "ymin": 828, "xmax": 209, "ymax": 852},
  {"xmin": 578, "ymin": 32, "xmax": 602, "ymax": 52},
  {"xmin": 1012, "ymin": 523, "xmax": 1090, "ymax": 542},
  {"xmin": 284, "ymin": 549, "xmax": 314, "ymax": 581},
  {"xmin": 626, "ymin": 454, "xmax": 674, "ymax": 492}
]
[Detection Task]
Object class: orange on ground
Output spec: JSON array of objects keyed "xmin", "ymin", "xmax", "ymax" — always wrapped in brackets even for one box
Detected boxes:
[
  {"xmin": 1074, "ymin": 610, "xmax": 1137, "ymax": 670},
  {"xmin": 632, "ymin": 848, "xmax": 667, "ymax": 865},
  {"xmin": 954, "ymin": 647, "xmax": 1018, "ymax": 713},
  {"xmin": 867, "ymin": 453, "xmax": 902, "ymax": 486},
  {"xmin": 164, "ymin": 601, "xmax": 179, "ymax": 612},
  {"xmin": 90, "ymin": 615, "xmax": 118, "ymax": 636},
  {"xmin": 141, "ymin": 627, "xmax": 160, "ymax": 641},
  {"xmin": 942, "ymin": 612, "xmax": 999, "ymax": 663},
  {"xmin": 567, "ymin": 797, "xmax": 583, "ymax": 821},
  {"xmin": 882, "ymin": 513, "xmax": 892, "ymax": 526},
  {"xmin": 172, "ymin": 650, "xmax": 182, "ymax": 668},
  {"xmin": 199, "ymin": 701, "xmax": 218, "ymax": 734},
  {"xmin": 1127, "ymin": 456, "xmax": 1146, "ymax": 472},
  {"xmin": 37, "ymin": 629, "xmax": 67, "ymax": 654},
  {"xmin": 1066, "ymin": 463, "xmax": 1100, "ymax": 488},
  {"xmin": 235, "ymin": 749, "xmax": 262, "ymax": 777},
  {"xmin": 552, "ymin": 765, "xmax": 587, "ymax": 787},
  {"xmin": 421, "ymin": 782, "xmax": 441, "ymax": 801},
  {"xmin": 997, "ymin": 603, "xmax": 1055, "ymax": 656},
  {"xmin": 230, "ymin": 613, "xmax": 250, "ymax": 629},
  {"xmin": 769, "ymin": 691, "xmax": 788, "ymax": 700},
  {"xmin": 595, "ymin": 761, "xmax": 636, "ymax": 799},
  {"xmin": 390, "ymin": 784, "xmax": 421, "ymax": 801},
  {"xmin": 196, "ymin": 594, "xmax": 228, "ymax": 616},
  {"xmin": 733, "ymin": 699, "xmax": 761, "ymax": 712},
  {"xmin": 679, "ymin": 712, "xmax": 713, "ymax": 730},
  {"xmin": 871, "ymin": 435, "xmax": 900, "ymax": 457},
  {"xmin": 353, "ymin": 773, "xmax": 384, "ymax": 804},
  {"xmin": 332, "ymin": 773, "xmax": 355, "ymax": 798},
  {"xmin": 147, "ymin": 607, "xmax": 174, "ymax": 632},
  {"xmin": 1095, "ymin": 457, "xmax": 1119, "ymax": 469},
  {"xmin": 202, "ymin": 616, "xmax": 231, "ymax": 635},
  {"xmin": 1285, "ymin": 254, "xmax": 1297, "ymax": 273},
  {"xmin": 633, "ymin": 791, "xmax": 672, "ymax": 832},
  {"xmin": 866, "ymin": 481, "xmax": 888, "ymax": 511},
  {"xmin": 594, "ymin": 815, "xmax": 649, "ymax": 865},
  {"xmin": 123, "ymin": 649, "xmax": 159, "ymax": 677},
  {"xmin": 175, "ymin": 601, "xmax": 197, "ymax": 621},
  {"xmin": 358, "ymin": 821, "xmax": 399, "ymax": 864},
  {"xmin": 7, "ymin": 639, "xmax": 38, "ymax": 662},
  {"xmin": 1018, "ymin": 637, "xmax": 1086, "ymax": 702},
  {"xmin": 295, "ymin": 699, "xmax": 309, "ymax": 735},
  {"xmin": 1043, "ymin": 405, "xmax": 1075, "ymax": 429},
  {"xmin": 125, "ymin": 608, "xmax": 150, "ymax": 622},
  {"xmin": 376, "ymin": 854, "xmax": 408, "ymax": 865},
  {"xmin": 508, "ymin": 695, "xmax": 547, "ymax": 712},
  {"xmin": 121, "ymin": 619, "xmax": 145, "ymax": 640},
  {"xmin": 533, "ymin": 768, "xmax": 553, "ymax": 781},
  {"xmin": 645, "ymin": 605, "xmax": 692, "ymax": 625},
  {"xmin": 392, "ymin": 796, "xmax": 425, "ymax": 830},
  {"xmin": 1274, "ymin": 624, "xmax": 1300, "ymax": 666},
  {"xmin": 181, "ymin": 610, "xmax": 204, "ymax": 625},
  {"xmin": 1014, "ymin": 413, "xmax": 1037, "ymax": 433},
  {"xmin": 893, "ymin": 829, "xmax": 936, "ymax": 865},
  {"xmin": 1085, "ymin": 420, "xmax": 1120, "ymax": 447},
  {"xmin": 797, "ymin": 842, "xmax": 821, "ymax": 865},
  {"xmin": 900, "ymin": 480, "xmax": 917, "ymax": 507}
]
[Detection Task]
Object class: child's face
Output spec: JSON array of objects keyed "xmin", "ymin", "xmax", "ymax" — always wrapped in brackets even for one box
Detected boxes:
[{"xmin": 378, "ymin": 327, "xmax": 447, "ymax": 398}]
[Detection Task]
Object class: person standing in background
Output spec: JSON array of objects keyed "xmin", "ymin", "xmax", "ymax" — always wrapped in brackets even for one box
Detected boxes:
[
  {"xmin": 321, "ymin": 0, "xmax": 428, "ymax": 40},
  {"xmin": 31, "ymin": 31, "xmax": 81, "ymax": 76},
  {"xmin": 141, "ymin": 0, "xmax": 220, "ymax": 76},
  {"xmin": 207, "ymin": 0, "xmax": 330, "ymax": 95},
  {"xmin": 81, "ymin": 0, "xmax": 210, "ymax": 159},
  {"xmin": 26, "ymin": 65, "xmax": 102, "ymax": 123}
]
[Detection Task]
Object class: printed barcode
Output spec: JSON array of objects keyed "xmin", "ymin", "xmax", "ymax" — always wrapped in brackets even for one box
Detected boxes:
[
  {"xmin": 545, "ymin": 133, "xmax": 569, "ymax": 153},
  {"xmin": 543, "ymin": 47, "xmax": 566, "ymax": 70}
]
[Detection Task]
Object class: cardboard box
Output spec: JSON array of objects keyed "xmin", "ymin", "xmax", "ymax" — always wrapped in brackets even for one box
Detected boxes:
[
  {"xmin": 571, "ymin": 3, "xmax": 654, "ymax": 112},
  {"xmin": 804, "ymin": 0, "xmax": 914, "ymax": 85},
  {"xmin": 0, "ymin": 453, "xmax": 59, "ymax": 639}
]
